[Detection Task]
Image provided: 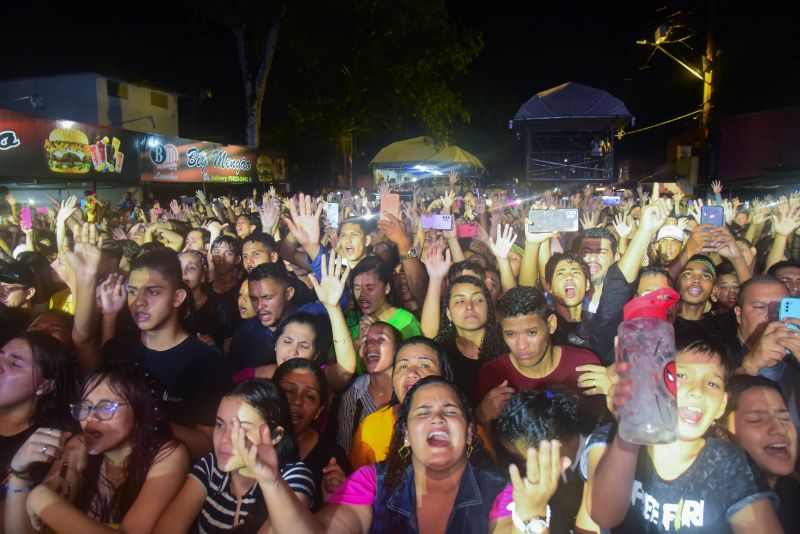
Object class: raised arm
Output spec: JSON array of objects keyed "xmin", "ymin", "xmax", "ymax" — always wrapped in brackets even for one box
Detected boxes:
[
  {"xmin": 378, "ymin": 211, "xmax": 428, "ymax": 309},
  {"xmin": 489, "ymin": 223, "xmax": 519, "ymax": 293},
  {"xmin": 440, "ymin": 191, "xmax": 465, "ymax": 263},
  {"xmin": 55, "ymin": 196, "xmax": 78, "ymax": 254},
  {"xmin": 231, "ymin": 421, "xmax": 337, "ymax": 534},
  {"xmin": 308, "ymin": 250, "xmax": 356, "ymax": 393},
  {"xmin": 283, "ymin": 193, "xmax": 323, "ymax": 262},
  {"xmin": 765, "ymin": 203, "xmax": 800, "ymax": 273},
  {"xmin": 519, "ymin": 221, "xmax": 555, "ymax": 288},
  {"xmin": 420, "ymin": 239, "xmax": 451, "ymax": 339},
  {"xmin": 63, "ymin": 229, "xmax": 103, "ymax": 376},
  {"xmin": 617, "ymin": 199, "xmax": 669, "ymax": 283}
]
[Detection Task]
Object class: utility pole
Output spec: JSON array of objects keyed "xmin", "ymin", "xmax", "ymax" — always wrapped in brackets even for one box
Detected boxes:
[{"xmin": 634, "ymin": 2, "xmax": 715, "ymax": 189}]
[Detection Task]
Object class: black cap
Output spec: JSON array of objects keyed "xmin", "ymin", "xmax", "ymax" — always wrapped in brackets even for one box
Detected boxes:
[{"xmin": 0, "ymin": 261, "xmax": 36, "ymax": 287}]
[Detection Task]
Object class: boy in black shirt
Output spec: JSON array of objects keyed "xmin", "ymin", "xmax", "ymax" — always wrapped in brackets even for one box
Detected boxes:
[
  {"xmin": 589, "ymin": 331, "xmax": 780, "ymax": 533},
  {"xmin": 102, "ymin": 249, "xmax": 231, "ymax": 460}
]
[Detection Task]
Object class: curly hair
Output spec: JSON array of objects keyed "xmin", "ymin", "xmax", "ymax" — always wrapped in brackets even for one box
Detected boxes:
[
  {"xmin": 434, "ymin": 275, "xmax": 505, "ymax": 362},
  {"xmin": 381, "ymin": 377, "xmax": 494, "ymax": 515},
  {"xmin": 498, "ymin": 286, "xmax": 550, "ymax": 322},
  {"xmin": 496, "ymin": 388, "xmax": 581, "ymax": 450}
]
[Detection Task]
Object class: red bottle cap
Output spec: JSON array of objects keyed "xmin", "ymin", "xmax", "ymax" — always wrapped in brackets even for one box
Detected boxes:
[{"xmin": 623, "ymin": 287, "xmax": 679, "ymax": 321}]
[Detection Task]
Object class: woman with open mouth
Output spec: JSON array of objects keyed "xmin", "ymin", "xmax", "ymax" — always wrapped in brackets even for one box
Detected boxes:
[
  {"xmin": 348, "ymin": 336, "xmax": 454, "ymax": 470},
  {"xmin": 725, "ymin": 375, "xmax": 799, "ymax": 532},
  {"xmin": 231, "ymin": 376, "xmax": 564, "ymax": 533},
  {"xmin": 5, "ymin": 362, "xmax": 188, "ymax": 533},
  {"xmin": 273, "ymin": 358, "xmax": 350, "ymax": 512}
]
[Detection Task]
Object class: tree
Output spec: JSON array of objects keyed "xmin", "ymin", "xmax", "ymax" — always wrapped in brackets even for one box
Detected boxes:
[
  {"xmin": 197, "ymin": 0, "xmax": 287, "ymax": 148},
  {"xmin": 267, "ymin": 0, "xmax": 483, "ymax": 175}
]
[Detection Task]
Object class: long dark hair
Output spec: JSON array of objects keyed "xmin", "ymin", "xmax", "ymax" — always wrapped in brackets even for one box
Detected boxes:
[
  {"xmin": 225, "ymin": 379, "xmax": 299, "ymax": 465},
  {"xmin": 73, "ymin": 362, "xmax": 175, "ymax": 524},
  {"xmin": 435, "ymin": 275, "xmax": 505, "ymax": 362},
  {"xmin": 382, "ymin": 377, "xmax": 492, "ymax": 494},
  {"xmin": 350, "ymin": 255, "xmax": 403, "ymax": 312},
  {"xmin": 273, "ymin": 359, "xmax": 329, "ymax": 414},
  {"xmin": 19, "ymin": 331, "xmax": 77, "ymax": 429},
  {"xmin": 224, "ymin": 379, "xmax": 300, "ymax": 533}
]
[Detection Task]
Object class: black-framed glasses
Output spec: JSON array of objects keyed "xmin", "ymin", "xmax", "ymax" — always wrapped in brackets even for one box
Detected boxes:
[{"xmin": 70, "ymin": 400, "xmax": 128, "ymax": 422}]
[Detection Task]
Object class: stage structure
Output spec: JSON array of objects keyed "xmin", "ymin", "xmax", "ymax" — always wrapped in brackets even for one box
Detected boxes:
[{"xmin": 510, "ymin": 82, "xmax": 631, "ymax": 186}]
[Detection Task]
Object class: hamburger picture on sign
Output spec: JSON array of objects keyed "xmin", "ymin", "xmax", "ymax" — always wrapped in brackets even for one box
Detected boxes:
[{"xmin": 44, "ymin": 127, "xmax": 92, "ymax": 173}]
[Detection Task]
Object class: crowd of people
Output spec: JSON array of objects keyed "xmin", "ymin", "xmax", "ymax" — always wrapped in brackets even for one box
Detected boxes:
[{"xmin": 0, "ymin": 177, "xmax": 799, "ymax": 533}]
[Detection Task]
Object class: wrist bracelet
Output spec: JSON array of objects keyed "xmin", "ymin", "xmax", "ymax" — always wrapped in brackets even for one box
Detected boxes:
[
  {"xmin": 7, "ymin": 467, "xmax": 30, "ymax": 480},
  {"xmin": 4, "ymin": 480, "xmax": 33, "ymax": 493}
]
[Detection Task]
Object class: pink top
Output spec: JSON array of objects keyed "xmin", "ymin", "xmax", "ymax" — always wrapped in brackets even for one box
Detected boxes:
[{"xmin": 328, "ymin": 464, "xmax": 511, "ymax": 521}]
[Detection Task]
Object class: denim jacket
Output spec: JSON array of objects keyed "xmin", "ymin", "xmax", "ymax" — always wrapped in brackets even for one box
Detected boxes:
[{"xmin": 370, "ymin": 462, "xmax": 506, "ymax": 533}]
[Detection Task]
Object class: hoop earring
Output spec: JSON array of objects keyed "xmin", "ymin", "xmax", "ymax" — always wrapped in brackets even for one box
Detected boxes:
[{"xmin": 398, "ymin": 442, "xmax": 411, "ymax": 459}]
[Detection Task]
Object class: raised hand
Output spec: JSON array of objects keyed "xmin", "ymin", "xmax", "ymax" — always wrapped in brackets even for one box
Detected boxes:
[
  {"xmin": 688, "ymin": 198, "xmax": 704, "ymax": 221},
  {"xmin": 440, "ymin": 190, "xmax": 456, "ymax": 213},
  {"xmin": 722, "ymin": 199, "xmax": 735, "ymax": 225},
  {"xmin": 772, "ymin": 203, "xmax": 800, "ymax": 236},
  {"xmin": 63, "ymin": 241, "xmax": 102, "ymax": 282},
  {"xmin": 283, "ymin": 192, "xmax": 323, "ymax": 250},
  {"xmin": 111, "ymin": 227, "xmax": 127, "ymax": 241},
  {"xmin": 489, "ymin": 224, "xmax": 518, "ymax": 260},
  {"xmin": 378, "ymin": 212, "xmax": 411, "ymax": 251},
  {"xmin": 448, "ymin": 170, "xmax": 458, "ymax": 186},
  {"xmin": 580, "ymin": 211, "xmax": 597, "ymax": 230},
  {"xmin": 423, "ymin": 238, "xmax": 452, "ymax": 280},
  {"xmin": 711, "ymin": 180, "xmax": 723, "ymax": 195},
  {"xmin": 99, "ymin": 272, "xmax": 127, "ymax": 316},
  {"xmin": 259, "ymin": 196, "xmax": 280, "ymax": 235},
  {"xmin": 308, "ymin": 250, "xmax": 350, "ymax": 308},
  {"xmin": 56, "ymin": 195, "xmax": 78, "ymax": 227},
  {"xmin": 613, "ymin": 212, "xmax": 632, "ymax": 239},
  {"xmin": 379, "ymin": 181, "xmax": 392, "ymax": 198},
  {"xmin": 509, "ymin": 440, "xmax": 569, "ymax": 522},
  {"xmin": 638, "ymin": 198, "xmax": 671, "ymax": 234},
  {"xmin": 231, "ymin": 418, "xmax": 280, "ymax": 486},
  {"xmin": 195, "ymin": 190, "xmax": 208, "ymax": 204}
]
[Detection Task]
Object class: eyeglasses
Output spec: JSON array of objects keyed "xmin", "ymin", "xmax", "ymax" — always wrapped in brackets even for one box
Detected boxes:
[{"xmin": 70, "ymin": 400, "xmax": 128, "ymax": 421}]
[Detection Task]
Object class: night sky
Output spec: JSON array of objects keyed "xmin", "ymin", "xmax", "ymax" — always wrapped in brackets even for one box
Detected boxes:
[{"xmin": 3, "ymin": 1, "xmax": 796, "ymax": 183}]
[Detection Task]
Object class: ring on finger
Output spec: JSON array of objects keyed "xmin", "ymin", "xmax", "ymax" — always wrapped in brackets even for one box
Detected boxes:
[
  {"xmin": 41, "ymin": 446, "xmax": 48, "ymax": 454},
  {"xmin": 47, "ymin": 429, "xmax": 53, "ymax": 436}
]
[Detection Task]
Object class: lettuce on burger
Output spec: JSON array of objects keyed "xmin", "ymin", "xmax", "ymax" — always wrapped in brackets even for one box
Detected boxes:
[{"xmin": 44, "ymin": 128, "xmax": 91, "ymax": 173}]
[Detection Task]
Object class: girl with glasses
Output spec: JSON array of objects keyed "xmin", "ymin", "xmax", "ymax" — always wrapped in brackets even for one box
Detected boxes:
[{"xmin": 5, "ymin": 362, "xmax": 189, "ymax": 533}]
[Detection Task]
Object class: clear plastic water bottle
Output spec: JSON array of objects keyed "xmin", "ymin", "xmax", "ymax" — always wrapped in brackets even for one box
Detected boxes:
[{"xmin": 616, "ymin": 287, "xmax": 680, "ymax": 444}]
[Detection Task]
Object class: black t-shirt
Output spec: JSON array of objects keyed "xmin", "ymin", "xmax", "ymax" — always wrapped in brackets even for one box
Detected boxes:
[
  {"xmin": 552, "ymin": 311, "xmax": 595, "ymax": 352},
  {"xmin": 675, "ymin": 312, "xmax": 737, "ymax": 339},
  {"xmin": 0, "ymin": 426, "xmax": 36, "ymax": 499},
  {"xmin": 446, "ymin": 347, "xmax": 485, "ymax": 407},
  {"xmin": 590, "ymin": 263, "xmax": 635, "ymax": 365},
  {"xmin": 586, "ymin": 423, "xmax": 776, "ymax": 533},
  {"xmin": 193, "ymin": 291, "xmax": 241, "ymax": 350},
  {"xmin": 302, "ymin": 432, "xmax": 351, "ymax": 511},
  {"xmin": 288, "ymin": 274, "xmax": 316, "ymax": 308},
  {"xmin": 203, "ymin": 280, "xmax": 241, "ymax": 329},
  {"xmin": 774, "ymin": 472, "xmax": 800, "ymax": 533},
  {"xmin": 102, "ymin": 334, "xmax": 232, "ymax": 427}
]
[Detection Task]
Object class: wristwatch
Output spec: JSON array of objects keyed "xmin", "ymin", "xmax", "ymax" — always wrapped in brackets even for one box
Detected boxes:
[
  {"xmin": 399, "ymin": 247, "xmax": 418, "ymax": 261},
  {"xmin": 507, "ymin": 502, "xmax": 550, "ymax": 534}
]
